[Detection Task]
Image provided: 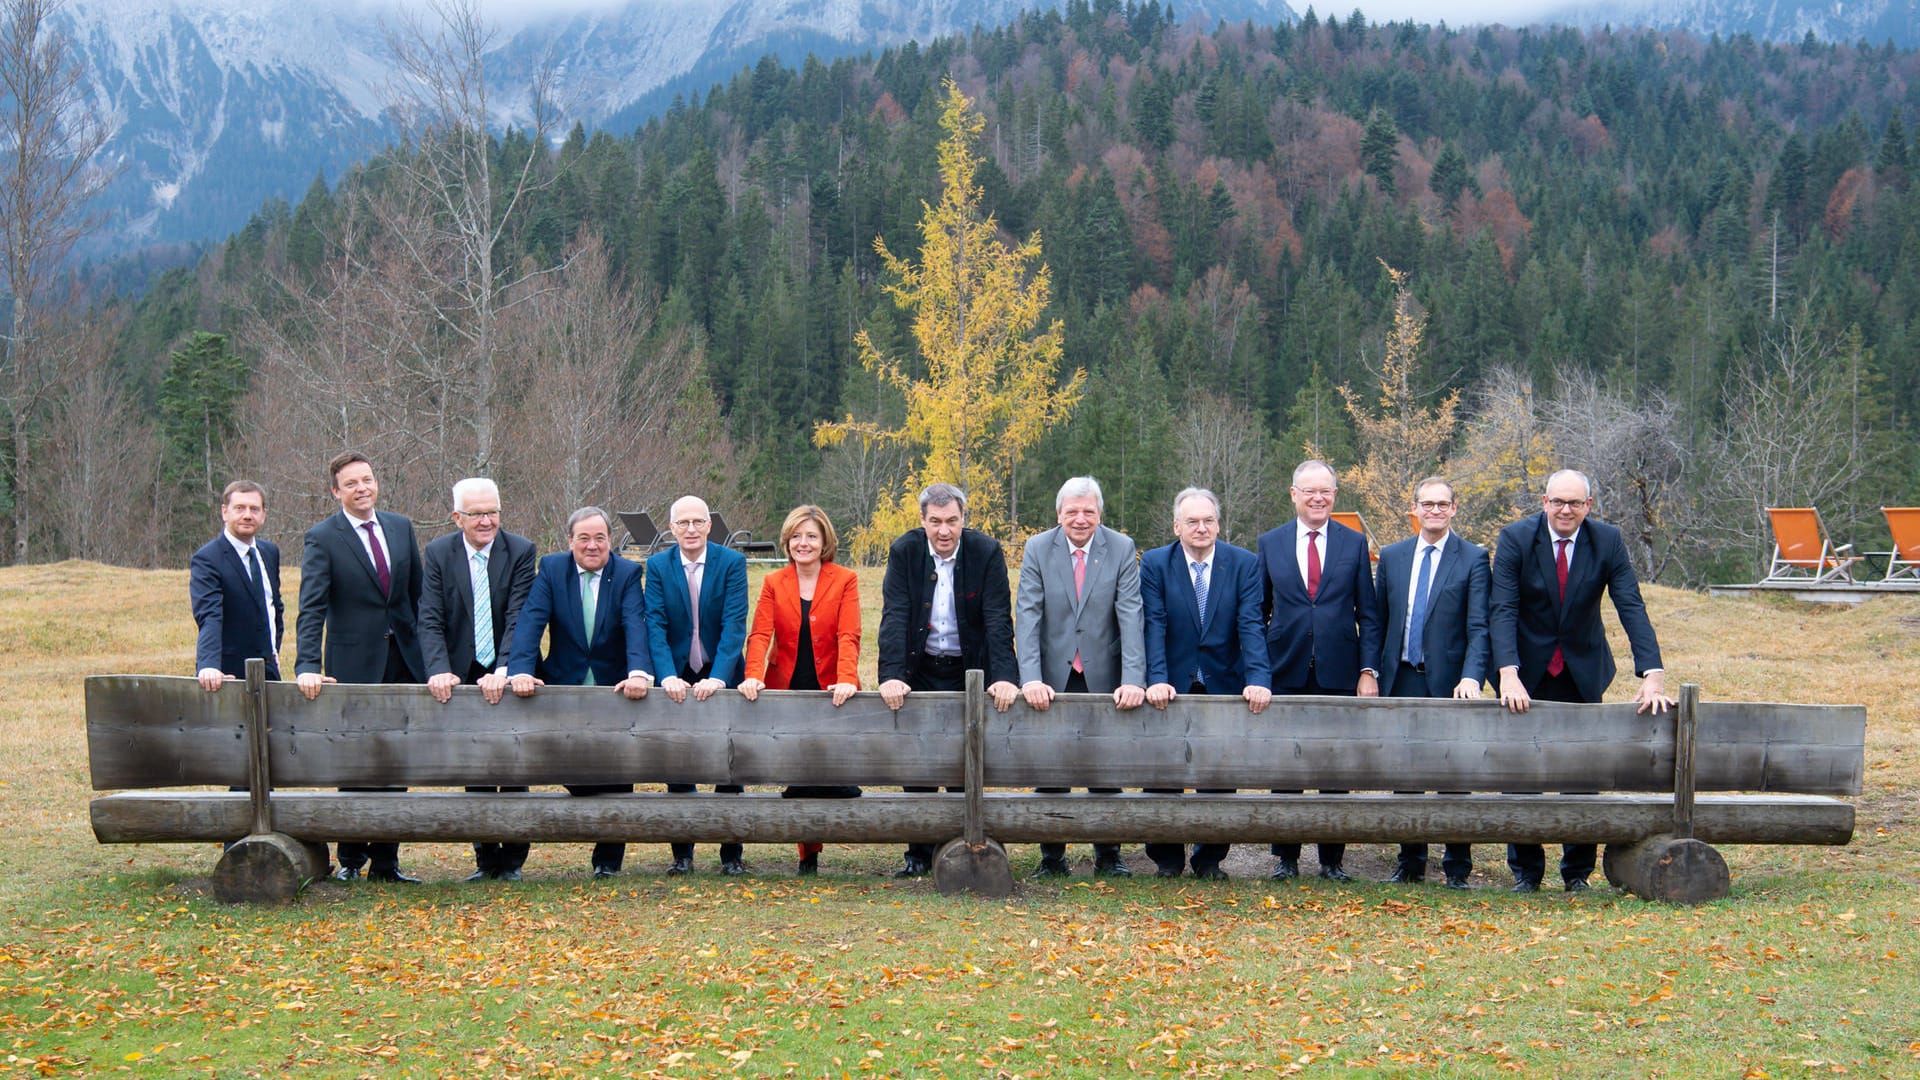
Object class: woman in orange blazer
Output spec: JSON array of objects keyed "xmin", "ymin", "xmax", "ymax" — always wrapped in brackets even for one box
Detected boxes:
[{"xmin": 739, "ymin": 505, "xmax": 861, "ymax": 875}]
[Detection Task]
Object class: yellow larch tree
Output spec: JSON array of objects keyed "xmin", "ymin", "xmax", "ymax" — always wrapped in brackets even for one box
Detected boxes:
[
  {"xmin": 815, "ymin": 78, "xmax": 1082, "ymax": 562},
  {"xmin": 1337, "ymin": 262, "xmax": 1460, "ymax": 542}
]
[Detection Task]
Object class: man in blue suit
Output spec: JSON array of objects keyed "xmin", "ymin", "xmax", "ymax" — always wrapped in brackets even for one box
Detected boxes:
[
  {"xmin": 1491, "ymin": 468, "xmax": 1670, "ymax": 893},
  {"xmin": 1257, "ymin": 460, "xmax": 1383, "ymax": 882},
  {"xmin": 1375, "ymin": 476, "xmax": 1490, "ymax": 889},
  {"xmin": 644, "ymin": 494, "xmax": 750, "ymax": 874},
  {"xmin": 191, "ymin": 481, "xmax": 284, "ymax": 692},
  {"xmin": 1141, "ymin": 487, "xmax": 1273, "ymax": 879},
  {"xmin": 506, "ymin": 506, "xmax": 653, "ymax": 877}
]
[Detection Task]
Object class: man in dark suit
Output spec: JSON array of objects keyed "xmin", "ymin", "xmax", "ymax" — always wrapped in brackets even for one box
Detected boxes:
[
  {"xmin": 1017, "ymin": 476, "xmax": 1147, "ymax": 878},
  {"xmin": 191, "ymin": 480, "xmax": 284, "ymax": 692},
  {"xmin": 1141, "ymin": 487, "xmax": 1272, "ymax": 879},
  {"xmin": 876, "ymin": 482, "xmax": 1021, "ymax": 877},
  {"xmin": 1256, "ymin": 459, "xmax": 1383, "ymax": 882},
  {"xmin": 644, "ymin": 494, "xmax": 750, "ymax": 874},
  {"xmin": 507, "ymin": 506, "xmax": 653, "ymax": 877},
  {"xmin": 1375, "ymin": 476, "xmax": 1490, "ymax": 889},
  {"xmin": 1492, "ymin": 468, "xmax": 1671, "ymax": 893},
  {"xmin": 294, "ymin": 451, "xmax": 426, "ymax": 883},
  {"xmin": 419, "ymin": 477, "xmax": 538, "ymax": 881}
]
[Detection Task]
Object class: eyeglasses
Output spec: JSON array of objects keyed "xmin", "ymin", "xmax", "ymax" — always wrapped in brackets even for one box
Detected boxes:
[
  {"xmin": 1294, "ymin": 488, "xmax": 1336, "ymax": 498},
  {"xmin": 457, "ymin": 509, "xmax": 501, "ymax": 520},
  {"xmin": 672, "ymin": 518, "xmax": 709, "ymax": 530},
  {"xmin": 1178, "ymin": 517, "xmax": 1219, "ymax": 530},
  {"xmin": 1545, "ymin": 498, "xmax": 1590, "ymax": 511},
  {"xmin": 1416, "ymin": 501, "xmax": 1453, "ymax": 512}
]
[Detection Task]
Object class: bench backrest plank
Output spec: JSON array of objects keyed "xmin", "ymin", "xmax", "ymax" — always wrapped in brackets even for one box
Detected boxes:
[{"xmin": 86, "ymin": 676, "xmax": 1865, "ymax": 796}]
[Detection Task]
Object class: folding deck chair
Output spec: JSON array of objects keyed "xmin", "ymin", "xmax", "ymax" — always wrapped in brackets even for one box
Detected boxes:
[
  {"xmin": 1878, "ymin": 507, "xmax": 1920, "ymax": 582},
  {"xmin": 1329, "ymin": 510, "xmax": 1380, "ymax": 562},
  {"xmin": 1762, "ymin": 507, "xmax": 1863, "ymax": 585}
]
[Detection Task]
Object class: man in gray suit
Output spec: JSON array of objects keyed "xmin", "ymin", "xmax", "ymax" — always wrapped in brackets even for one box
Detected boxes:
[{"xmin": 1017, "ymin": 476, "xmax": 1147, "ymax": 878}]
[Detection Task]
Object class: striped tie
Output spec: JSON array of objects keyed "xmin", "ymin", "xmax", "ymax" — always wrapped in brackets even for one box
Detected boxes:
[{"xmin": 473, "ymin": 550, "xmax": 494, "ymax": 669}]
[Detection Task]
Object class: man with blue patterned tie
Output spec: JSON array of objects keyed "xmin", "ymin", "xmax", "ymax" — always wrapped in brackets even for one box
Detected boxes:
[
  {"xmin": 1374, "ymin": 477, "xmax": 1490, "ymax": 889},
  {"xmin": 419, "ymin": 478, "xmax": 538, "ymax": 880}
]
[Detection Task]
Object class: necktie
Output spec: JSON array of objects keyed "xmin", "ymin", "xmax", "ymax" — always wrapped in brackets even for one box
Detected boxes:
[
  {"xmin": 246, "ymin": 546, "xmax": 265, "ymax": 615},
  {"xmin": 1305, "ymin": 529, "xmax": 1322, "ymax": 601},
  {"xmin": 686, "ymin": 561, "xmax": 706, "ymax": 673},
  {"xmin": 1407, "ymin": 544, "xmax": 1434, "ymax": 668},
  {"xmin": 1071, "ymin": 548, "xmax": 1086, "ymax": 674},
  {"xmin": 1191, "ymin": 560, "xmax": 1209, "ymax": 629},
  {"xmin": 362, "ymin": 521, "xmax": 391, "ymax": 596},
  {"xmin": 1548, "ymin": 538, "xmax": 1569, "ymax": 677},
  {"xmin": 580, "ymin": 569, "xmax": 598, "ymax": 686},
  {"xmin": 473, "ymin": 551, "xmax": 494, "ymax": 669}
]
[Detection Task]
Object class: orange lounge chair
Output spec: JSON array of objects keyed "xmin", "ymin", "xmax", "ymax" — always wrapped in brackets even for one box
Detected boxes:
[
  {"xmin": 1879, "ymin": 507, "xmax": 1920, "ymax": 582},
  {"xmin": 1763, "ymin": 507, "xmax": 1862, "ymax": 585},
  {"xmin": 1330, "ymin": 511, "xmax": 1379, "ymax": 562}
]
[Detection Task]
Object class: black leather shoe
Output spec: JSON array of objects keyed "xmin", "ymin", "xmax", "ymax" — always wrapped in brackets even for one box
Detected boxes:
[
  {"xmin": 367, "ymin": 868, "xmax": 422, "ymax": 884},
  {"xmin": 1270, "ymin": 859, "xmax": 1299, "ymax": 880},
  {"xmin": 1564, "ymin": 877, "xmax": 1591, "ymax": 893},
  {"xmin": 331, "ymin": 865, "xmax": 361, "ymax": 882},
  {"xmin": 797, "ymin": 855, "xmax": 818, "ymax": 876},
  {"xmin": 1094, "ymin": 858, "xmax": 1133, "ymax": 878},
  {"xmin": 1153, "ymin": 866, "xmax": 1183, "ymax": 878},
  {"xmin": 1511, "ymin": 878, "xmax": 1541, "ymax": 893},
  {"xmin": 1193, "ymin": 866, "xmax": 1229, "ymax": 881},
  {"xmin": 1029, "ymin": 856, "xmax": 1071, "ymax": 878},
  {"xmin": 666, "ymin": 857, "xmax": 693, "ymax": 876},
  {"xmin": 1443, "ymin": 873, "xmax": 1471, "ymax": 890},
  {"xmin": 464, "ymin": 869, "xmax": 495, "ymax": 883},
  {"xmin": 1318, "ymin": 865, "xmax": 1353, "ymax": 883},
  {"xmin": 893, "ymin": 856, "xmax": 931, "ymax": 879},
  {"xmin": 1386, "ymin": 866, "xmax": 1424, "ymax": 884},
  {"xmin": 497, "ymin": 870, "xmax": 523, "ymax": 882},
  {"xmin": 592, "ymin": 866, "xmax": 619, "ymax": 879},
  {"xmin": 720, "ymin": 860, "xmax": 747, "ymax": 876}
]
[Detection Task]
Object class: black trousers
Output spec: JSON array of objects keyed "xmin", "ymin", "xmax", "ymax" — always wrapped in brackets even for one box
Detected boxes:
[
  {"xmin": 336, "ymin": 639, "xmax": 412, "ymax": 873},
  {"xmin": 1506, "ymin": 668, "xmax": 1597, "ymax": 885},
  {"xmin": 459, "ymin": 660, "xmax": 531, "ymax": 874},
  {"xmin": 1389, "ymin": 662, "xmax": 1472, "ymax": 880},
  {"xmin": 1039, "ymin": 669, "xmax": 1122, "ymax": 864},
  {"xmin": 1270, "ymin": 668, "xmax": 1349, "ymax": 869},
  {"xmin": 668, "ymin": 663, "xmax": 742, "ymax": 864},
  {"xmin": 902, "ymin": 657, "xmax": 967, "ymax": 865},
  {"xmin": 1145, "ymin": 680, "xmax": 1232, "ymax": 874}
]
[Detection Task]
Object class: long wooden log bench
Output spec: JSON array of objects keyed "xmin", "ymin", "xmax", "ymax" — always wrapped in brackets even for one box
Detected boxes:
[{"xmin": 86, "ymin": 662, "xmax": 1866, "ymax": 905}]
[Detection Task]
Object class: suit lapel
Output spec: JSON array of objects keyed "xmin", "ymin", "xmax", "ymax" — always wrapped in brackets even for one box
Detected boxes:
[
  {"xmin": 335, "ymin": 513, "xmax": 382, "ymax": 591},
  {"xmin": 562, "ymin": 561, "xmax": 588, "ymax": 646},
  {"xmin": 486, "ymin": 540, "xmax": 509, "ymax": 617},
  {"xmin": 1175, "ymin": 548, "xmax": 1204, "ymax": 633}
]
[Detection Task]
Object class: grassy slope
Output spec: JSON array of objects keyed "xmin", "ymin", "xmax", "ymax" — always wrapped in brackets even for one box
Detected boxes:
[{"xmin": 2, "ymin": 561, "xmax": 1917, "ymax": 1077}]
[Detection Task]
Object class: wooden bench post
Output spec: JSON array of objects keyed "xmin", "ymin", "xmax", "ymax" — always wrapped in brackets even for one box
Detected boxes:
[
  {"xmin": 934, "ymin": 669, "xmax": 1013, "ymax": 897},
  {"xmin": 211, "ymin": 658, "xmax": 329, "ymax": 903},
  {"xmin": 1603, "ymin": 683, "xmax": 1730, "ymax": 904}
]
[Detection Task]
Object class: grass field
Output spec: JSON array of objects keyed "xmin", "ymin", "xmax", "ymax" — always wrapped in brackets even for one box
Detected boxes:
[{"xmin": 2, "ymin": 560, "xmax": 1918, "ymax": 1077}]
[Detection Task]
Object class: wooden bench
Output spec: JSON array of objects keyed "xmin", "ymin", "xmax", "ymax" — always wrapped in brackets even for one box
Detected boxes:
[{"xmin": 87, "ymin": 663, "xmax": 1865, "ymax": 905}]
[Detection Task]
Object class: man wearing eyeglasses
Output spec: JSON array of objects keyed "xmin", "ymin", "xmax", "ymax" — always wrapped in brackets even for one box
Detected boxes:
[
  {"xmin": 1140, "ymin": 487, "xmax": 1272, "ymax": 879},
  {"xmin": 418, "ymin": 477, "xmax": 538, "ymax": 881},
  {"xmin": 1374, "ymin": 477, "xmax": 1489, "ymax": 889},
  {"xmin": 1490, "ymin": 468, "xmax": 1671, "ymax": 894},
  {"xmin": 644, "ymin": 494, "xmax": 750, "ymax": 874},
  {"xmin": 1256, "ymin": 459, "xmax": 1382, "ymax": 883}
]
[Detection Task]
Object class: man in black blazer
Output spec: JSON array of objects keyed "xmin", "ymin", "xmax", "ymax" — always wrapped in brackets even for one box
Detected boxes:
[
  {"xmin": 1491, "ymin": 468, "xmax": 1671, "ymax": 893},
  {"xmin": 294, "ymin": 451, "xmax": 427, "ymax": 883},
  {"xmin": 418, "ymin": 477, "xmax": 538, "ymax": 881},
  {"xmin": 191, "ymin": 480, "xmax": 284, "ymax": 691},
  {"xmin": 1256, "ymin": 460, "xmax": 1383, "ymax": 882},
  {"xmin": 507, "ymin": 506, "xmax": 653, "ymax": 877},
  {"xmin": 876, "ymin": 483, "xmax": 1020, "ymax": 877},
  {"xmin": 1141, "ymin": 487, "xmax": 1272, "ymax": 879},
  {"xmin": 1374, "ymin": 477, "xmax": 1490, "ymax": 889}
]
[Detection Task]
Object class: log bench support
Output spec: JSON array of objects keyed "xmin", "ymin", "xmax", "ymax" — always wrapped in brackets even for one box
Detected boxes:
[{"xmin": 85, "ymin": 669, "xmax": 1862, "ymax": 906}]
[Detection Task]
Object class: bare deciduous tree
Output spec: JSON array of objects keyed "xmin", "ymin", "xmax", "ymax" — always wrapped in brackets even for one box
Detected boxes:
[
  {"xmin": 1445, "ymin": 366, "xmax": 1554, "ymax": 543},
  {"xmin": 1172, "ymin": 391, "xmax": 1273, "ymax": 546},
  {"xmin": 36, "ymin": 309, "xmax": 167, "ymax": 565},
  {"xmin": 1543, "ymin": 370, "xmax": 1688, "ymax": 581},
  {"xmin": 0, "ymin": 0, "xmax": 112, "ymax": 562}
]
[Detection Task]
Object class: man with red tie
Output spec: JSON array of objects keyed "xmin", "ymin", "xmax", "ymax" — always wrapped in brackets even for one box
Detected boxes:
[
  {"xmin": 1255, "ymin": 460, "xmax": 1382, "ymax": 882},
  {"xmin": 294, "ymin": 451, "xmax": 427, "ymax": 883},
  {"xmin": 1490, "ymin": 468, "xmax": 1671, "ymax": 893}
]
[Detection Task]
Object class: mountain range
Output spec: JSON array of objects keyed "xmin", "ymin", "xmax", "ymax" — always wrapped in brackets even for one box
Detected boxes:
[{"xmin": 59, "ymin": 0, "xmax": 1920, "ymax": 261}]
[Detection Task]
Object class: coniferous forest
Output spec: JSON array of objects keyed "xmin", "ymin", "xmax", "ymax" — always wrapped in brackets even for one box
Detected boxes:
[{"xmin": 50, "ymin": 4, "xmax": 1920, "ymax": 583}]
